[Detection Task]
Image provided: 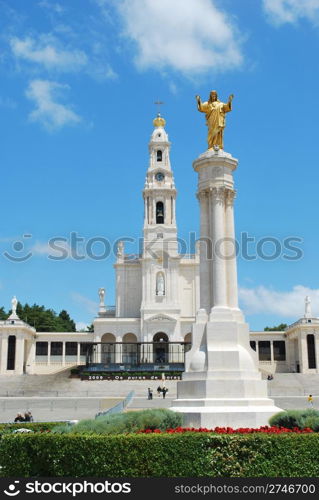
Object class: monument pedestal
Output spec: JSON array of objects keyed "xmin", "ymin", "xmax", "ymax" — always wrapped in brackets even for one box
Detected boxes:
[
  {"xmin": 171, "ymin": 309, "xmax": 281, "ymax": 428},
  {"xmin": 171, "ymin": 149, "xmax": 281, "ymax": 428}
]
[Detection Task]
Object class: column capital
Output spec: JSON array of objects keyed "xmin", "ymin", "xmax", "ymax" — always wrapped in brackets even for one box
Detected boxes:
[
  {"xmin": 211, "ymin": 186, "xmax": 226, "ymax": 205},
  {"xmin": 196, "ymin": 189, "xmax": 209, "ymax": 202},
  {"xmin": 225, "ymin": 188, "xmax": 236, "ymax": 206}
]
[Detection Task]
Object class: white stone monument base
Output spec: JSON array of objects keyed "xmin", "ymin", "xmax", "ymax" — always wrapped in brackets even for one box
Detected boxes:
[
  {"xmin": 170, "ymin": 403, "xmax": 282, "ymax": 429},
  {"xmin": 171, "ymin": 309, "xmax": 282, "ymax": 429}
]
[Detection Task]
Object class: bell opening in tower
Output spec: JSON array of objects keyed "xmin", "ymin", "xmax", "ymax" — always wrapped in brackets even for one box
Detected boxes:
[
  {"xmin": 156, "ymin": 150, "xmax": 162, "ymax": 162},
  {"xmin": 156, "ymin": 201, "xmax": 164, "ymax": 224}
]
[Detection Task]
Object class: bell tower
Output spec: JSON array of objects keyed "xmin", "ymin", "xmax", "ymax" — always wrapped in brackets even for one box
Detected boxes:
[
  {"xmin": 142, "ymin": 114, "xmax": 178, "ymax": 257},
  {"xmin": 140, "ymin": 114, "xmax": 181, "ymax": 339}
]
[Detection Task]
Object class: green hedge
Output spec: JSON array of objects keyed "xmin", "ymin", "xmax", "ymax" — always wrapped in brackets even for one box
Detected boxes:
[
  {"xmin": 269, "ymin": 409, "xmax": 319, "ymax": 430},
  {"xmin": 1, "ymin": 433, "xmax": 319, "ymax": 477},
  {"xmin": 53, "ymin": 409, "xmax": 182, "ymax": 435}
]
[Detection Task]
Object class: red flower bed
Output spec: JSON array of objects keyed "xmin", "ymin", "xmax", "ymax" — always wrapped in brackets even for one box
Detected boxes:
[{"xmin": 138, "ymin": 426, "xmax": 313, "ymax": 434}]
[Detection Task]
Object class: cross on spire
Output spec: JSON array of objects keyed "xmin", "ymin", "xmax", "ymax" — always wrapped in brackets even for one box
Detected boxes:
[{"xmin": 154, "ymin": 100, "xmax": 164, "ymax": 115}]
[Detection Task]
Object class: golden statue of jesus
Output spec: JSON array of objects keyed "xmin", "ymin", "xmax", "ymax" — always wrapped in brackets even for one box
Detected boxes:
[{"xmin": 196, "ymin": 90, "xmax": 234, "ymax": 150}]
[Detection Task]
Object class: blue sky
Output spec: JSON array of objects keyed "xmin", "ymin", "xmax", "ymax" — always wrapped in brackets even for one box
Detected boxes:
[{"xmin": 1, "ymin": 0, "xmax": 319, "ymax": 330}]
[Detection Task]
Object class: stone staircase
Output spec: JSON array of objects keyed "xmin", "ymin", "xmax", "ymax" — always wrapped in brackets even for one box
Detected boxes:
[
  {"xmin": 2, "ymin": 372, "xmax": 319, "ymax": 398},
  {"xmin": 267, "ymin": 373, "xmax": 319, "ymax": 397},
  {"xmin": 0, "ymin": 371, "xmax": 177, "ymax": 398},
  {"xmin": 1, "ymin": 372, "xmax": 319, "ymax": 420}
]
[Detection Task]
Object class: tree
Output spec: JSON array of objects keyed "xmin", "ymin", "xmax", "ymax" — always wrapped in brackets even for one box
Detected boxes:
[
  {"xmin": 264, "ymin": 323, "xmax": 287, "ymax": 332},
  {"xmin": 1, "ymin": 302, "xmax": 77, "ymax": 332},
  {"xmin": 0, "ymin": 307, "xmax": 7, "ymax": 320},
  {"xmin": 57, "ymin": 310, "xmax": 76, "ymax": 332}
]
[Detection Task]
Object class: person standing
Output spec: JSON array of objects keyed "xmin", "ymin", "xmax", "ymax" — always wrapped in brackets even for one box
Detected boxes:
[
  {"xmin": 147, "ymin": 388, "xmax": 153, "ymax": 400},
  {"xmin": 308, "ymin": 394, "xmax": 314, "ymax": 408},
  {"xmin": 162, "ymin": 387, "xmax": 168, "ymax": 399}
]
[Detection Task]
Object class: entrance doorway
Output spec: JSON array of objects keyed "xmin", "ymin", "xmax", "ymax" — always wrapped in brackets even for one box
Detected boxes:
[{"xmin": 153, "ymin": 332, "xmax": 169, "ymax": 363}]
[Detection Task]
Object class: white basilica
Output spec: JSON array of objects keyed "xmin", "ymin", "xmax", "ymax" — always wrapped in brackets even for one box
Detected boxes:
[{"xmin": 0, "ymin": 115, "xmax": 318, "ymax": 376}]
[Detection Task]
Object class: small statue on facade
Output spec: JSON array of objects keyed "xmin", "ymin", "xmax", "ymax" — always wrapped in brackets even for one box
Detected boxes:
[
  {"xmin": 305, "ymin": 296, "xmax": 312, "ymax": 319},
  {"xmin": 156, "ymin": 273, "xmax": 165, "ymax": 296},
  {"xmin": 196, "ymin": 90, "xmax": 234, "ymax": 150},
  {"xmin": 98, "ymin": 288, "xmax": 105, "ymax": 306},
  {"xmin": 98, "ymin": 288, "xmax": 107, "ymax": 316},
  {"xmin": 11, "ymin": 296, "xmax": 18, "ymax": 315},
  {"xmin": 117, "ymin": 241, "xmax": 124, "ymax": 258}
]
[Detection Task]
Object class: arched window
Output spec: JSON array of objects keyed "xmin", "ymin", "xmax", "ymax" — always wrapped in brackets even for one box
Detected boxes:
[
  {"xmin": 156, "ymin": 201, "xmax": 164, "ymax": 224},
  {"xmin": 156, "ymin": 150, "xmax": 162, "ymax": 161},
  {"xmin": 156, "ymin": 272, "xmax": 165, "ymax": 296},
  {"xmin": 123, "ymin": 333, "xmax": 138, "ymax": 364},
  {"xmin": 101, "ymin": 333, "xmax": 116, "ymax": 364}
]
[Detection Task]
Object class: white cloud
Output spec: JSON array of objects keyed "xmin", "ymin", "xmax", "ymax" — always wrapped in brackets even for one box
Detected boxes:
[
  {"xmin": 263, "ymin": 0, "xmax": 319, "ymax": 25},
  {"xmin": 76, "ymin": 321, "xmax": 90, "ymax": 332},
  {"xmin": 10, "ymin": 35, "xmax": 87, "ymax": 71},
  {"xmin": 25, "ymin": 79, "xmax": 81, "ymax": 130},
  {"xmin": 38, "ymin": 1, "xmax": 65, "ymax": 14},
  {"xmin": 71, "ymin": 293, "xmax": 98, "ymax": 315},
  {"xmin": 239, "ymin": 285, "xmax": 319, "ymax": 317},
  {"xmin": 116, "ymin": 0, "xmax": 243, "ymax": 75}
]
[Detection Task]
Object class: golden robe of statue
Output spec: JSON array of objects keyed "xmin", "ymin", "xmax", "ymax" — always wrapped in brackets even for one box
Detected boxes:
[{"xmin": 196, "ymin": 90, "xmax": 234, "ymax": 150}]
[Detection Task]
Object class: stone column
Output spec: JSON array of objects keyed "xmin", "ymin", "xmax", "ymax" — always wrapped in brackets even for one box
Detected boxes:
[
  {"xmin": 15, "ymin": 335, "xmax": 25, "ymax": 374},
  {"xmin": 225, "ymin": 189, "xmax": 239, "ymax": 309},
  {"xmin": 198, "ymin": 190, "xmax": 211, "ymax": 312},
  {"xmin": 77, "ymin": 342, "xmax": 81, "ymax": 365},
  {"xmin": 47, "ymin": 341, "xmax": 51, "ymax": 366},
  {"xmin": 172, "ymin": 149, "xmax": 282, "ymax": 429},
  {"xmin": 116, "ymin": 336, "xmax": 122, "ymax": 363},
  {"xmin": 26, "ymin": 341, "xmax": 35, "ymax": 374},
  {"xmin": 62, "ymin": 342, "xmax": 66, "ymax": 367},
  {"xmin": 255, "ymin": 340, "xmax": 259, "ymax": 362},
  {"xmin": 298, "ymin": 334, "xmax": 307, "ymax": 373},
  {"xmin": 270, "ymin": 341, "xmax": 274, "ymax": 363},
  {"xmin": 211, "ymin": 187, "xmax": 227, "ymax": 309},
  {"xmin": 0, "ymin": 335, "xmax": 8, "ymax": 374}
]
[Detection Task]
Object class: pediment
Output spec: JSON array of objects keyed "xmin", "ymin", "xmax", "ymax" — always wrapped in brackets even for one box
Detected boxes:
[{"xmin": 147, "ymin": 314, "xmax": 176, "ymax": 322}]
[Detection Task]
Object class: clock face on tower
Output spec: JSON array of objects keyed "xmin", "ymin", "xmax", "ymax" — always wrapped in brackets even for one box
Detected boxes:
[{"xmin": 155, "ymin": 172, "xmax": 165, "ymax": 182}]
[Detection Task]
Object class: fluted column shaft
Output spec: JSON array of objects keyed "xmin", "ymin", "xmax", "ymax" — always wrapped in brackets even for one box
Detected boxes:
[
  {"xmin": 198, "ymin": 191, "xmax": 211, "ymax": 312},
  {"xmin": 211, "ymin": 187, "xmax": 228, "ymax": 308},
  {"xmin": 225, "ymin": 189, "xmax": 239, "ymax": 309}
]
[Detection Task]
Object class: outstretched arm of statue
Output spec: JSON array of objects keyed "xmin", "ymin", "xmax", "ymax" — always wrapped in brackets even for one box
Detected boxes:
[
  {"xmin": 224, "ymin": 94, "xmax": 234, "ymax": 112},
  {"xmin": 196, "ymin": 95, "xmax": 206, "ymax": 113}
]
